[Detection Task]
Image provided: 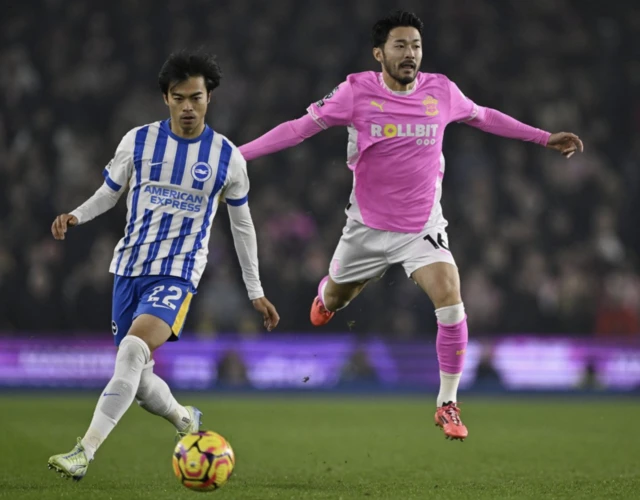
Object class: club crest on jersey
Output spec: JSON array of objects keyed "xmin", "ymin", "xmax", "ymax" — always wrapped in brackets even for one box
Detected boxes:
[
  {"xmin": 423, "ymin": 95, "xmax": 439, "ymax": 116},
  {"xmin": 191, "ymin": 162, "xmax": 212, "ymax": 183}
]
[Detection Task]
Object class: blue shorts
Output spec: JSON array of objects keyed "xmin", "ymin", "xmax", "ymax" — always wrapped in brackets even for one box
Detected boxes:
[{"xmin": 111, "ymin": 275, "xmax": 196, "ymax": 346}]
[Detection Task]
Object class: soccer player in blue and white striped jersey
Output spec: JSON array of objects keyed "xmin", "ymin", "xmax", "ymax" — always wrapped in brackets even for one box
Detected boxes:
[{"xmin": 48, "ymin": 50, "xmax": 279, "ymax": 481}]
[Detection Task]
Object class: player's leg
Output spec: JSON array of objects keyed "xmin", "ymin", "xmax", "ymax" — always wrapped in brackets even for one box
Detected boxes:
[
  {"xmin": 410, "ymin": 262, "xmax": 466, "ymax": 401},
  {"xmin": 311, "ymin": 275, "xmax": 369, "ymax": 325},
  {"xmin": 48, "ymin": 277, "xmax": 196, "ymax": 479},
  {"xmin": 130, "ymin": 277, "xmax": 200, "ymax": 438},
  {"xmin": 135, "ymin": 359, "xmax": 201, "ymax": 438},
  {"xmin": 411, "ymin": 262, "xmax": 469, "ymax": 440},
  {"xmin": 311, "ymin": 219, "xmax": 388, "ymax": 326},
  {"xmin": 399, "ymin": 227, "xmax": 468, "ymax": 440},
  {"xmin": 125, "ymin": 277, "xmax": 200, "ymax": 437},
  {"xmin": 48, "ymin": 276, "xmax": 140, "ymax": 479},
  {"xmin": 47, "ymin": 314, "xmax": 168, "ymax": 480},
  {"xmin": 322, "ymin": 276, "xmax": 370, "ymax": 312},
  {"xmin": 79, "ymin": 314, "xmax": 170, "ymax": 460}
]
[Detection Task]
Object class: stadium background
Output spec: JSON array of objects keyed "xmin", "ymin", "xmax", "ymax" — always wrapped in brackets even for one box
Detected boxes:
[
  {"xmin": 1, "ymin": 2, "xmax": 640, "ymax": 499},
  {"xmin": 1, "ymin": 0, "xmax": 639, "ymax": 391}
]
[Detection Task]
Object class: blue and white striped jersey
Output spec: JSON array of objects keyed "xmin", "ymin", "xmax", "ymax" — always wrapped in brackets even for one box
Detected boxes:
[{"xmin": 103, "ymin": 119, "xmax": 249, "ymax": 288}]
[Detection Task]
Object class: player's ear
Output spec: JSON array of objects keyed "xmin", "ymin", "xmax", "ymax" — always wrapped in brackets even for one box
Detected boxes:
[
  {"xmin": 207, "ymin": 91, "xmax": 211, "ymax": 104},
  {"xmin": 163, "ymin": 93, "xmax": 169, "ymax": 106},
  {"xmin": 373, "ymin": 47, "xmax": 383, "ymax": 63}
]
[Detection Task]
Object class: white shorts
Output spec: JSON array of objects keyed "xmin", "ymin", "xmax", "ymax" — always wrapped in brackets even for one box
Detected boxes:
[{"xmin": 329, "ymin": 218, "xmax": 457, "ymax": 284}]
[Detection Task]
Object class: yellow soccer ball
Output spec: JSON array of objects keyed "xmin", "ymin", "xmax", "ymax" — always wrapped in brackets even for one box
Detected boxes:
[{"xmin": 172, "ymin": 431, "xmax": 235, "ymax": 491}]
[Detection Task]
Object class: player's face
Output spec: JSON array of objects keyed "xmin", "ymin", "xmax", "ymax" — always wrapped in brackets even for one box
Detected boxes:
[
  {"xmin": 375, "ymin": 27, "xmax": 422, "ymax": 86},
  {"xmin": 163, "ymin": 76, "xmax": 211, "ymax": 136}
]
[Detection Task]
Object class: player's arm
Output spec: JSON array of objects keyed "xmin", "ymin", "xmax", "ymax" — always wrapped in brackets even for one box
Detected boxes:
[
  {"xmin": 51, "ymin": 184, "xmax": 122, "ymax": 240},
  {"xmin": 224, "ymin": 150, "xmax": 280, "ymax": 330},
  {"xmin": 227, "ymin": 203, "xmax": 279, "ymax": 331},
  {"xmin": 238, "ymin": 115, "xmax": 322, "ymax": 161},
  {"xmin": 238, "ymin": 80, "xmax": 354, "ymax": 162},
  {"xmin": 51, "ymin": 131, "xmax": 134, "ymax": 240},
  {"xmin": 448, "ymin": 79, "xmax": 584, "ymax": 158}
]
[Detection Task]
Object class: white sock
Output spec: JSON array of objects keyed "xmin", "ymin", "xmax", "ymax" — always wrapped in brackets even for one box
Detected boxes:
[
  {"xmin": 81, "ymin": 336, "xmax": 150, "ymax": 460},
  {"xmin": 435, "ymin": 303, "xmax": 465, "ymax": 325},
  {"xmin": 136, "ymin": 360, "xmax": 192, "ymax": 432},
  {"xmin": 437, "ymin": 371, "xmax": 462, "ymax": 407}
]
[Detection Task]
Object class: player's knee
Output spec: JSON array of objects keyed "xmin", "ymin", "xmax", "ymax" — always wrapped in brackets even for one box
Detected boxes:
[
  {"xmin": 127, "ymin": 314, "xmax": 172, "ymax": 352},
  {"xmin": 431, "ymin": 275, "xmax": 461, "ymax": 309},
  {"xmin": 116, "ymin": 336, "xmax": 151, "ymax": 373}
]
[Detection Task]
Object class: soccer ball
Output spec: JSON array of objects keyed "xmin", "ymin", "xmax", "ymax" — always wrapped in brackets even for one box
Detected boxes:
[{"xmin": 172, "ymin": 431, "xmax": 235, "ymax": 491}]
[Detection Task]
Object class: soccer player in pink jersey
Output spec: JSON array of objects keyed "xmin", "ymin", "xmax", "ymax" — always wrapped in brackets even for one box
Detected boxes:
[{"xmin": 238, "ymin": 11, "xmax": 583, "ymax": 441}]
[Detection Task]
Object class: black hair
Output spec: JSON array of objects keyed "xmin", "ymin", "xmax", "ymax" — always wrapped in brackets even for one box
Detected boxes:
[
  {"xmin": 371, "ymin": 10, "xmax": 424, "ymax": 48},
  {"xmin": 158, "ymin": 49, "xmax": 222, "ymax": 95}
]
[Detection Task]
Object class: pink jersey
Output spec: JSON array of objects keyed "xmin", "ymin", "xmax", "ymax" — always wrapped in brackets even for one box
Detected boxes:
[
  {"xmin": 306, "ymin": 71, "xmax": 483, "ymax": 233},
  {"xmin": 239, "ymin": 71, "xmax": 550, "ymax": 234}
]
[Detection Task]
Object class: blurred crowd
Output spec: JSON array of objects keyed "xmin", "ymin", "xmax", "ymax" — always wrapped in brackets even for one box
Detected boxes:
[{"xmin": 1, "ymin": 0, "xmax": 639, "ymax": 337}]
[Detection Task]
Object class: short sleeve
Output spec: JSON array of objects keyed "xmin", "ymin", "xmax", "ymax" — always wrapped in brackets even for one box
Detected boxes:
[
  {"xmin": 223, "ymin": 149, "xmax": 250, "ymax": 206},
  {"xmin": 103, "ymin": 130, "xmax": 135, "ymax": 192},
  {"xmin": 306, "ymin": 80, "xmax": 354, "ymax": 129},
  {"xmin": 447, "ymin": 79, "xmax": 479, "ymax": 124}
]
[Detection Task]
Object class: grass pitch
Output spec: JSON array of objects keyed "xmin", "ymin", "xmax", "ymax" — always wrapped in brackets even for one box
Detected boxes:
[{"xmin": 0, "ymin": 394, "xmax": 638, "ymax": 499}]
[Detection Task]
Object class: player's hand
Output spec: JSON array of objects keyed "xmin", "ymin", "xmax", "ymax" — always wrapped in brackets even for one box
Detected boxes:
[
  {"xmin": 252, "ymin": 296, "xmax": 280, "ymax": 331},
  {"xmin": 51, "ymin": 214, "xmax": 78, "ymax": 240},
  {"xmin": 546, "ymin": 132, "xmax": 584, "ymax": 159}
]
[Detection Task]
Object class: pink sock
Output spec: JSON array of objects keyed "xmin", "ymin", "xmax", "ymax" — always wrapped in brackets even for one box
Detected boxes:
[
  {"xmin": 436, "ymin": 316, "xmax": 468, "ymax": 375},
  {"xmin": 317, "ymin": 276, "xmax": 329, "ymax": 307}
]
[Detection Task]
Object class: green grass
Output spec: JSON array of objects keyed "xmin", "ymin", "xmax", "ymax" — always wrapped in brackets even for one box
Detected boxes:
[{"xmin": 0, "ymin": 395, "xmax": 638, "ymax": 499}]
